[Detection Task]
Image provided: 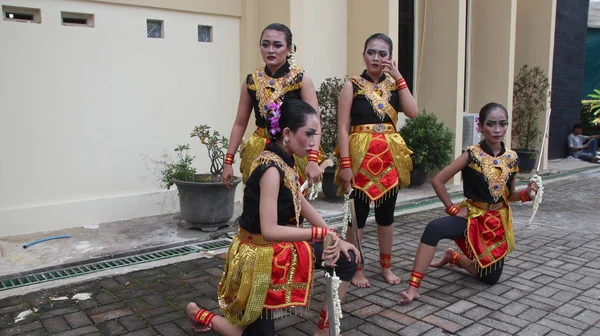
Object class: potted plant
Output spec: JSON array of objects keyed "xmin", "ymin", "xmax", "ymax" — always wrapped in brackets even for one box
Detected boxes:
[
  {"xmin": 162, "ymin": 125, "xmax": 241, "ymax": 230},
  {"xmin": 317, "ymin": 77, "xmax": 346, "ymax": 199},
  {"xmin": 511, "ymin": 65, "xmax": 550, "ymax": 173},
  {"xmin": 399, "ymin": 110, "xmax": 454, "ymax": 188}
]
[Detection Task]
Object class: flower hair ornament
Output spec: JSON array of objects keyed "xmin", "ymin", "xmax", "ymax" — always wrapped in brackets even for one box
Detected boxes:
[{"xmin": 268, "ymin": 101, "xmax": 283, "ymax": 137}]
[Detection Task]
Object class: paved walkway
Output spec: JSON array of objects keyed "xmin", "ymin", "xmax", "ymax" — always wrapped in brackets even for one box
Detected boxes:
[{"xmin": 1, "ymin": 168, "xmax": 599, "ymax": 335}]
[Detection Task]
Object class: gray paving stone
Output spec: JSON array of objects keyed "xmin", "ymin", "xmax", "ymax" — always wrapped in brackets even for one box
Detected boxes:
[
  {"xmin": 479, "ymin": 317, "xmax": 522, "ymax": 334},
  {"xmin": 489, "ymin": 311, "xmax": 530, "ymax": 328},
  {"xmin": 422, "ymin": 314, "xmax": 462, "ymax": 334},
  {"xmin": 582, "ymin": 327, "xmax": 600, "ymax": 336},
  {"xmin": 97, "ymin": 320, "xmax": 127, "ymax": 335},
  {"xmin": 153, "ymin": 322, "xmax": 187, "ymax": 336},
  {"xmin": 367, "ymin": 314, "xmax": 405, "ymax": 332},
  {"xmin": 500, "ymin": 301, "xmax": 530, "ymax": 316},
  {"xmin": 537, "ymin": 317, "xmax": 584, "ymax": 336},
  {"xmin": 0, "ymin": 320, "xmax": 42, "ymax": 336},
  {"xmin": 457, "ymin": 323, "xmax": 493, "ymax": 336},
  {"xmin": 463, "ymin": 306, "xmax": 493, "ymax": 321},
  {"xmin": 553, "ymin": 303, "xmax": 585, "ymax": 318},
  {"xmin": 41, "ymin": 316, "xmax": 71, "ymax": 334},
  {"xmin": 357, "ymin": 323, "xmax": 399, "ymax": 336},
  {"xmin": 53, "ymin": 325, "xmax": 99, "ymax": 336},
  {"xmin": 517, "ymin": 323, "xmax": 552, "ymax": 336},
  {"xmin": 445, "ymin": 300, "xmax": 477, "ymax": 314},
  {"xmin": 399, "ymin": 321, "xmax": 435, "ymax": 336},
  {"xmin": 406, "ymin": 304, "xmax": 440, "ymax": 319},
  {"xmin": 573, "ymin": 309, "xmax": 600, "ymax": 325}
]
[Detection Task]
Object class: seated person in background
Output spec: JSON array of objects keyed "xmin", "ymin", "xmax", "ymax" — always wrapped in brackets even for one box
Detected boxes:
[{"xmin": 568, "ymin": 123, "xmax": 600, "ymax": 163}]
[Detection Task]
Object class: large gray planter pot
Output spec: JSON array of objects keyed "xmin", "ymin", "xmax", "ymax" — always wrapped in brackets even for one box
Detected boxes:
[{"xmin": 173, "ymin": 174, "xmax": 241, "ymax": 231}]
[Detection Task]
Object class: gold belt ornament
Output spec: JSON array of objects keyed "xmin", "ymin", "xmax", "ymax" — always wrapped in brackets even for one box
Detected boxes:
[
  {"xmin": 351, "ymin": 123, "xmax": 395, "ymax": 134},
  {"xmin": 468, "ymin": 200, "xmax": 506, "ymax": 211},
  {"xmin": 237, "ymin": 228, "xmax": 275, "ymax": 246}
]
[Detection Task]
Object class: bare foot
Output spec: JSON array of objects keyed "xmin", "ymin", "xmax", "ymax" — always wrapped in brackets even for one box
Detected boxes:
[
  {"xmin": 381, "ymin": 268, "xmax": 401, "ymax": 285},
  {"xmin": 398, "ymin": 286, "xmax": 420, "ymax": 305},
  {"xmin": 186, "ymin": 302, "xmax": 212, "ymax": 332},
  {"xmin": 351, "ymin": 270, "xmax": 371, "ymax": 288},
  {"xmin": 430, "ymin": 248, "xmax": 455, "ymax": 267}
]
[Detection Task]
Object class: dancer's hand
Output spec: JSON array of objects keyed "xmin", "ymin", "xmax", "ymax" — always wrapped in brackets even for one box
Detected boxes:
[
  {"xmin": 306, "ymin": 161, "xmax": 323, "ymax": 184},
  {"xmin": 323, "ymin": 234, "xmax": 340, "ymax": 266},
  {"xmin": 527, "ymin": 180, "xmax": 539, "ymax": 199},
  {"xmin": 382, "ymin": 60, "xmax": 402, "ymax": 81},
  {"xmin": 339, "ymin": 240, "xmax": 362, "ymax": 264},
  {"xmin": 221, "ymin": 164, "xmax": 234, "ymax": 188},
  {"xmin": 456, "ymin": 207, "xmax": 468, "ymax": 218},
  {"xmin": 339, "ymin": 168, "xmax": 354, "ymax": 192}
]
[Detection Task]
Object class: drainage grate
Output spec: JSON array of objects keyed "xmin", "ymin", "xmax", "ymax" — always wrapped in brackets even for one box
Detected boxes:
[
  {"xmin": 0, "ymin": 240, "xmax": 232, "ymax": 292},
  {"xmin": 193, "ymin": 238, "xmax": 231, "ymax": 251}
]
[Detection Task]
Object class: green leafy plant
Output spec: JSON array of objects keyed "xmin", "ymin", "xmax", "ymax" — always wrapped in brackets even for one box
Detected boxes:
[
  {"xmin": 317, "ymin": 77, "xmax": 346, "ymax": 157},
  {"xmin": 399, "ymin": 110, "xmax": 454, "ymax": 172},
  {"xmin": 511, "ymin": 65, "xmax": 550, "ymax": 154},
  {"xmin": 161, "ymin": 144, "xmax": 196, "ymax": 189},
  {"xmin": 155, "ymin": 125, "xmax": 233, "ymax": 188},
  {"xmin": 585, "ymin": 88, "xmax": 600, "ymax": 125},
  {"xmin": 581, "ymin": 99, "xmax": 600, "ymax": 135}
]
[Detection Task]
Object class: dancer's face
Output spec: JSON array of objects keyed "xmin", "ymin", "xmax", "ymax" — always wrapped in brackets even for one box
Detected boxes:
[
  {"xmin": 260, "ymin": 30, "xmax": 290, "ymax": 70},
  {"xmin": 479, "ymin": 108, "xmax": 509, "ymax": 146},
  {"xmin": 363, "ymin": 39, "xmax": 391, "ymax": 75},
  {"xmin": 283, "ymin": 114, "xmax": 319, "ymax": 157}
]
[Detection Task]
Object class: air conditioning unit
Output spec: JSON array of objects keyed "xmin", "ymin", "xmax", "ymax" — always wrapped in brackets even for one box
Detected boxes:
[{"xmin": 462, "ymin": 113, "xmax": 481, "ymax": 150}]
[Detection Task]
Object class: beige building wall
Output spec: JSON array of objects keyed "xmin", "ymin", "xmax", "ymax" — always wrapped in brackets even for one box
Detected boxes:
[
  {"xmin": 414, "ymin": 0, "xmax": 466, "ymax": 184},
  {"xmin": 515, "ymin": 0, "xmax": 556, "ymax": 169},
  {"xmin": 347, "ymin": 0, "xmax": 399, "ymax": 76},
  {"xmin": 468, "ymin": 0, "xmax": 517, "ymax": 148},
  {"xmin": 0, "ymin": 0, "xmax": 240, "ymax": 236},
  {"xmin": 300, "ymin": 0, "xmax": 347, "ymax": 85},
  {"xmin": 88, "ymin": 0, "xmax": 242, "ymax": 17}
]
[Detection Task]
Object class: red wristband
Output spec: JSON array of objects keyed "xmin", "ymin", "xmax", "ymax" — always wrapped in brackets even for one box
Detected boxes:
[
  {"xmin": 519, "ymin": 189, "xmax": 532, "ymax": 202},
  {"xmin": 224, "ymin": 153, "xmax": 234, "ymax": 165},
  {"xmin": 339, "ymin": 157, "xmax": 352, "ymax": 169},
  {"xmin": 445, "ymin": 204, "xmax": 460, "ymax": 216},
  {"xmin": 308, "ymin": 149, "xmax": 319, "ymax": 163}
]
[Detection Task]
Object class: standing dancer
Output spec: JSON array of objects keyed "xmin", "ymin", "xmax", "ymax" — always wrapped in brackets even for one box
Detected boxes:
[
  {"xmin": 221, "ymin": 23, "xmax": 324, "ymax": 187},
  {"xmin": 337, "ymin": 33, "xmax": 417, "ymax": 287}
]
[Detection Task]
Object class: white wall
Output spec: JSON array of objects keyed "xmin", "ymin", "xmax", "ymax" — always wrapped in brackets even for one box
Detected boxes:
[
  {"xmin": 0, "ymin": 0, "xmax": 240, "ymax": 236},
  {"xmin": 299, "ymin": 0, "xmax": 347, "ymax": 86}
]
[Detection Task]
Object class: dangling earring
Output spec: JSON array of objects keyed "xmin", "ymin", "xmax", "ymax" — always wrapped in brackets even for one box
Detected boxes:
[
  {"xmin": 288, "ymin": 44, "xmax": 297, "ymax": 68},
  {"xmin": 283, "ymin": 136, "xmax": 290, "ymax": 147}
]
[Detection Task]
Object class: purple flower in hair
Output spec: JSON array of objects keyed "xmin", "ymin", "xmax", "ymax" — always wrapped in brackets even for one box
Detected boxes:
[
  {"xmin": 268, "ymin": 102, "xmax": 282, "ymax": 136},
  {"xmin": 475, "ymin": 116, "xmax": 480, "ymax": 133}
]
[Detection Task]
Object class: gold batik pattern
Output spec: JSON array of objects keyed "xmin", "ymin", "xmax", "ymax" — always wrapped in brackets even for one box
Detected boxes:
[
  {"xmin": 349, "ymin": 73, "xmax": 398, "ymax": 124},
  {"xmin": 217, "ymin": 235, "xmax": 274, "ymax": 326},
  {"xmin": 250, "ymin": 151, "xmax": 302, "ymax": 226},
  {"xmin": 248, "ymin": 66, "xmax": 304, "ymax": 118},
  {"xmin": 467, "ymin": 144, "xmax": 519, "ymax": 203}
]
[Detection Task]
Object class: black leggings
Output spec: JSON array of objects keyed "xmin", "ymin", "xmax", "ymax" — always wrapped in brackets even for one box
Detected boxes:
[
  {"xmin": 349, "ymin": 190, "xmax": 398, "ymax": 229},
  {"xmin": 241, "ymin": 241, "xmax": 358, "ymax": 335},
  {"xmin": 421, "ymin": 216, "xmax": 504, "ymax": 285}
]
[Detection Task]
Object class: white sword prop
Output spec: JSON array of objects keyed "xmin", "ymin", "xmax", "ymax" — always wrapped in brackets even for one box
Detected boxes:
[
  {"xmin": 528, "ymin": 108, "xmax": 551, "ymax": 224},
  {"xmin": 322, "ymin": 232, "xmax": 340, "ymax": 336},
  {"xmin": 299, "ymin": 157, "xmax": 338, "ymax": 336}
]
